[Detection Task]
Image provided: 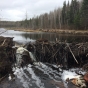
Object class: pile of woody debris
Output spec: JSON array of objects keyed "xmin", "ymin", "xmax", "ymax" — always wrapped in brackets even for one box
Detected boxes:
[
  {"xmin": 26, "ymin": 39, "xmax": 88, "ymax": 68},
  {"xmin": 0, "ymin": 36, "xmax": 15, "ymax": 78}
]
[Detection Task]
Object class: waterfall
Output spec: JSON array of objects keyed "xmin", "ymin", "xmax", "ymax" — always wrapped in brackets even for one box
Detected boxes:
[
  {"xmin": 16, "ymin": 47, "xmax": 37, "ymax": 67},
  {"xmin": 29, "ymin": 52, "xmax": 36, "ymax": 62}
]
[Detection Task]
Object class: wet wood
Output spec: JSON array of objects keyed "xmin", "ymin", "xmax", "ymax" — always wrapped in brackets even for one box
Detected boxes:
[
  {"xmin": 66, "ymin": 43, "xmax": 78, "ymax": 64},
  {"xmin": 26, "ymin": 39, "xmax": 88, "ymax": 68},
  {"xmin": 0, "ymin": 74, "xmax": 8, "ymax": 82}
]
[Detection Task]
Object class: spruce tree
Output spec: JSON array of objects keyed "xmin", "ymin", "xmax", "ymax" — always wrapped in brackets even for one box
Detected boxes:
[
  {"xmin": 81, "ymin": 0, "xmax": 88, "ymax": 29},
  {"xmin": 61, "ymin": 1, "xmax": 67, "ymax": 29},
  {"xmin": 73, "ymin": 0, "xmax": 80, "ymax": 29}
]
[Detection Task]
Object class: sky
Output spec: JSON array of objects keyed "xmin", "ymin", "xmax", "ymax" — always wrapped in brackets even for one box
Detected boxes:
[{"xmin": 0, "ymin": 0, "xmax": 71, "ymax": 21}]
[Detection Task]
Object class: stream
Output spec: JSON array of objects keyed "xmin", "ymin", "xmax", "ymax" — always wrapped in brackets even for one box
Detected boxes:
[{"xmin": 0, "ymin": 28, "xmax": 87, "ymax": 88}]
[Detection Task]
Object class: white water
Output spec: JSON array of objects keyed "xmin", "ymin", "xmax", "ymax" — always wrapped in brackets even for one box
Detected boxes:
[
  {"xmin": 29, "ymin": 52, "xmax": 36, "ymax": 62},
  {"xmin": 13, "ymin": 65, "xmax": 45, "ymax": 88},
  {"xmin": 27, "ymin": 65, "xmax": 44, "ymax": 88},
  {"xmin": 12, "ymin": 62, "xmax": 86, "ymax": 88}
]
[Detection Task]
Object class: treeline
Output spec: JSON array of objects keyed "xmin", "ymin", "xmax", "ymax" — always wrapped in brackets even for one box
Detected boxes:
[
  {"xmin": 21, "ymin": 0, "xmax": 88, "ymax": 30},
  {"xmin": 0, "ymin": 21, "xmax": 18, "ymax": 27}
]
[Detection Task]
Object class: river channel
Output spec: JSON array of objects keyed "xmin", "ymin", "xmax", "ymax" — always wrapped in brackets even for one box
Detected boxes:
[{"xmin": 0, "ymin": 28, "xmax": 87, "ymax": 88}]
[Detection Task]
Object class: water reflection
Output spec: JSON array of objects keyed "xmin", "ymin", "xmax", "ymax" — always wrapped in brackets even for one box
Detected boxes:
[
  {"xmin": 21, "ymin": 32, "xmax": 88, "ymax": 43},
  {"xmin": 0, "ymin": 28, "xmax": 88, "ymax": 44}
]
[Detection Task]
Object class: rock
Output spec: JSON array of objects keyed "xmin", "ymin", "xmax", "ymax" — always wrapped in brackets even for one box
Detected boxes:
[
  {"xmin": 71, "ymin": 76, "xmax": 86, "ymax": 88},
  {"xmin": 84, "ymin": 72, "xmax": 88, "ymax": 82}
]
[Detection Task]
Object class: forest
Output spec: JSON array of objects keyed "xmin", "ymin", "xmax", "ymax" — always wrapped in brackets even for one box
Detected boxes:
[
  {"xmin": 0, "ymin": 0, "xmax": 87, "ymax": 31},
  {"xmin": 20, "ymin": 0, "xmax": 88, "ymax": 30}
]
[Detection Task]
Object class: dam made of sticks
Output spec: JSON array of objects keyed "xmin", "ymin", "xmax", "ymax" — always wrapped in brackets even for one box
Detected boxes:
[
  {"xmin": 0, "ymin": 36, "xmax": 88, "ymax": 78},
  {"xmin": 26, "ymin": 38, "xmax": 88, "ymax": 68}
]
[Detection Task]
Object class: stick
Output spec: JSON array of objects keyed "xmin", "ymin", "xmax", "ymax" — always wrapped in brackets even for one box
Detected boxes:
[
  {"xmin": 1, "ymin": 39, "xmax": 6, "ymax": 46},
  {"xmin": 48, "ymin": 48, "xmax": 60, "ymax": 61},
  {"xmin": 66, "ymin": 43, "xmax": 78, "ymax": 64},
  {"xmin": 0, "ymin": 74, "xmax": 8, "ymax": 82}
]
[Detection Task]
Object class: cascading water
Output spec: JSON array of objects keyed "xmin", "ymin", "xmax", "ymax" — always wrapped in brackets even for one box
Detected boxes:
[
  {"xmin": 29, "ymin": 52, "xmax": 36, "ymax": 62},
  {"xmin": 15, "ymin": 47, "xmax": 36, "ymax": 67},
  {"xmin": 12, "ymin": 63, "xmax": 63, "ymax": 88}
]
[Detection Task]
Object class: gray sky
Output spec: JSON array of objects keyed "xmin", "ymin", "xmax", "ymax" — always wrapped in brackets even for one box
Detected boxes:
[{"xmin": 0, "ymin": 0, "xmax": 71, "ymax": 21}]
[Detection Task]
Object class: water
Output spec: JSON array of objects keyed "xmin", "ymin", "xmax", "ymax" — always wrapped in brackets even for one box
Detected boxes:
[
  {"xmin": 13, "ymin": 63, "xmax": 62, "ymax": 88},
  {"xmin": 2, "ymin": 63, "xmax": 84, "ymax": 88},
  {"xmin": 0, "ymin": 62, "xmax": 86, "ymax": 88},
  {"xmin": 0, "ymin": 28, "xmax": 88, "ymax": 45},
  {"xmin": 0, "ymin": 28, "xmax": 87, "ymax": 88}
]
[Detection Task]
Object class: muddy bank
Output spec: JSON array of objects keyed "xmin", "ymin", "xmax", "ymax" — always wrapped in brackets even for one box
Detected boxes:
[{"xmin": 0, "ymin": 36, "xmax": 15, "ymax": 78}]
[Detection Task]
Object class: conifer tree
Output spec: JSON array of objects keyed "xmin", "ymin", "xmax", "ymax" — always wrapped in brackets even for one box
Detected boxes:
[
  {"xmin": 80, "ymin": 0, "xmax": 88, "ymax": 29},
  {"xmin": 61, "ymin": 1, "xmax": 67, "ymax": 29}
]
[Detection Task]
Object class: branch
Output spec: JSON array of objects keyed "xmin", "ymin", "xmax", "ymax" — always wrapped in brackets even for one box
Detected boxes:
[{"xmin": 66, "ymin": 43, "xmax": 79, "ymax": 64}]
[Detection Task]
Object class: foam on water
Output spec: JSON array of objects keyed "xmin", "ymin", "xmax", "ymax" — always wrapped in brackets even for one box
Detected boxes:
[
  {"xmin": 29, "ymin": 52, "xmax": 36, "ymax": 62},
  {"xmin": 35, "ymin": 62, "xmax": 61, "ymax": 83},
  {"xmin": 13, "ymin": 64, "xmax": 45, "ymax": 88},
  {"xmin": 13, "ymin": 67, "xmax": 31, "ymax": 88},
  {"xmin": 27, "ymin": 65, "xmax": 44, "ymax": 88}
]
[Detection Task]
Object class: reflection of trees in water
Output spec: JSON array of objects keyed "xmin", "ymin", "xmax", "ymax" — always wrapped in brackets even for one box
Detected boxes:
[
  {"xmin": 21, "ymin": 33, "xmax": 57, "ymax": 42},
  {"xmin": 21, "ymin": 33, "xmax": 88, "ymax": 43}
]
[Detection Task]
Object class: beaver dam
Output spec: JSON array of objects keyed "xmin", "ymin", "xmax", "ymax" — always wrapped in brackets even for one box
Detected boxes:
[
  {"xmin": 0, "ymin": 36, "xmax": 88, "ymax": 88},
  {"xmin": 25, "ymin": 38, "xmax": 88, "ymax": 67}
]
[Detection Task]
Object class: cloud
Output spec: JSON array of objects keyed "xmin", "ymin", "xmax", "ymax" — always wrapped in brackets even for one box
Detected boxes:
[{"xmin": 0, "ymin": 0, "xmax": 71, "ymax": 21}]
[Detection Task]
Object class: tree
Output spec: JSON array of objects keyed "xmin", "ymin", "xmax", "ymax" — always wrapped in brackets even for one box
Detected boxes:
[
  {"xmin": 73, "ymin": 0, "xmax": 81, "ymax": 29},
  {"xmin": 61, "ymin": 1, "xmax": 67, "ymax": 29},
  {"xmin": 80, "ymin": 0, "xmax": 88, "ymax": 29}
]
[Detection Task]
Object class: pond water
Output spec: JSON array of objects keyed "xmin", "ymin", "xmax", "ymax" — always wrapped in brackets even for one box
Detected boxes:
[
  {"xmin": 0, "ymin": 28, "xmax": 88, "ymax": 44},
  {"xmin": 0, "ymin": 28, "xmax": 87, "ymax": 88}
]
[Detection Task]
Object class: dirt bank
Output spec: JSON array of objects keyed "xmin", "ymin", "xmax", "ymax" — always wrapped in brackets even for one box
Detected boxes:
[{"xmin": 0, "ymin": 36, "xmax": 15, "ymax": 78}]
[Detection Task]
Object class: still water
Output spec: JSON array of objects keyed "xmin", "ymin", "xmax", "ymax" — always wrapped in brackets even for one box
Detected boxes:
[
  {"xmin": 0, "ymin": 28, "xmax": 88, "ymax": 44},
  {"xmin": 0, "ymin": 28, "xmax": 87, "ymax": 88}
]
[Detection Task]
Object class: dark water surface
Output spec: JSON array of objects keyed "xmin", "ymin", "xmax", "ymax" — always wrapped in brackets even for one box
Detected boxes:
[{"xmin": 0, "ymin": 28, "xmax": 87, "ymax": 88}]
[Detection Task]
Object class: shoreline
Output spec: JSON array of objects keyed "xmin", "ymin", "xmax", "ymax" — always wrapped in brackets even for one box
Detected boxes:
[{"xmin": 4, "ymin": 27, "xmax": 88, "ymax": 34}]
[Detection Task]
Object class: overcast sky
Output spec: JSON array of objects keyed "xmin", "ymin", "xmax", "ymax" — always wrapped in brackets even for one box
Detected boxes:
[{"xmin": 0, "ymin": 0, "xmax": 71, "ymax": 21}]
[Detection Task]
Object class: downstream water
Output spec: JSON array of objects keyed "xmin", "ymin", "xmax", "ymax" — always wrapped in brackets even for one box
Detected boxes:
[
  {"xmin": 0, "ymin": 63, "xmax": 85, "ymax": 88},
  {"xmin": 0, "ymin": 28, "xmax": 87, "ymax": 88}
]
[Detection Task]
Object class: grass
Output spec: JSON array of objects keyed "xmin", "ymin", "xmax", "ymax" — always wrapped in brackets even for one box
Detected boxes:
[{"xmin": 5, "ymin": 27, "xmax": 88, "ymax": 34}]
